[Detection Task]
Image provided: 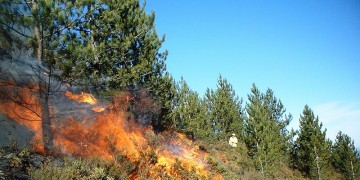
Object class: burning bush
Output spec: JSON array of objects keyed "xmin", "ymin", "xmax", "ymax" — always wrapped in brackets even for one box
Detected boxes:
[{"xmin": 0, "ymin": 86, "xmax": 212, "ymax": 179}]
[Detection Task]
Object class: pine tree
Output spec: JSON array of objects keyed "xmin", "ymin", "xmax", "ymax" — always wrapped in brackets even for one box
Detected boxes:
[
  {"xmin": 0, "ymin": 0, "xmax": 83, "ymax": 152},
  {"xmin": 245, "ymin": 84, "xmax": 292, "ymax": 177},
  {"xmin": 172, "ymin": 77, "xmax": 211, "ymax": 140},
  {"xmin": 57, "ymin": 0, "xmax": 172, "ymax": 129},
  {"xmin": 149, "ymin": 72, "xmax": 177, "ymax": 130},
  {"xmin": 291, "ymin": 105, "xmax": 331, "ymax": 179},
  {"xmin": 205, "ymin": 75, "xmax": 244, "ymax": 141},
  {"xmin": 61, "ymin": 0, "xmax": 167, "ymax": 92},
  {"xmin": 331, "ymin": 131, "xmax": 360, "ymax": 180},
  {"xmin": 1, "ymin": 0, "xmax": 172, "ymax": 147}
]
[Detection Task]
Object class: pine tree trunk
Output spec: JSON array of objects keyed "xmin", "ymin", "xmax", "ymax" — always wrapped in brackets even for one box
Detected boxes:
[
  {"xmin": 351, "ymin": 160, "xmax": 355, "ymax": 180},
  {"xmin": 32, "ymin": 0, "xmax": 42, "ymax": 61},
  {"xmin": 39, "ymin": 82, "xmax": 53, "ymax": 152},
  {"xmin": 257, "ymin": 142, "xmax": 265, "ymax": 177},
  {"xmin": 88, "ymin": 4, "xmax": 100, "ymax": 89},
  {"xmin": 32, "ymin": 0, "xmax": 53, "ymax": 153},
  {"xmin": 37, "ymin": 65, "xmax": 53, "ymax": 153},
  {"xmin": 259, "ymin": 156, "xmax": 264, "ymax": 177},
  {"xmin": 314, "ymin": 146, "xmax": 321, "ymax": 180}
]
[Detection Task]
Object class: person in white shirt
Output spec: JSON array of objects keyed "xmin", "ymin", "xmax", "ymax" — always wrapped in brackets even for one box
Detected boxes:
[{"xmin": 229, "ymin": 133, "xmax": 238, "ymax": 147}]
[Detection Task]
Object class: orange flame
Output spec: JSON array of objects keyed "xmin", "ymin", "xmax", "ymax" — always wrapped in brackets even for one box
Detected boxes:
[
  {"xmin": 53, "ymin": 109, "xmax": 149, "ymax": 161},
  {"xmin": 155, "ymin": 132, "xmax": 208, "ymax": 177},
  {"xmin": 92, "ymin": 106, "xmax": 105, "ymax": 112},
  {"xmin": 0, "ymin": 85, "xmax": 44, "ymax": 153},
  {"xmin": 65, "ymin": 91, "xmax": 105, "ymax": 112},
  {"xmin": 1, "ymin": 87, "xmax": 211, "ymax": 178},
  {"xmin": 65, "ymin": 91, "xmax": 97, "ymax": 105}
]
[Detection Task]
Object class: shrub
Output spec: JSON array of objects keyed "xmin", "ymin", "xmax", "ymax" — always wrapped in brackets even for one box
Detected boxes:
[
  {"xmin": 170, "ymin": 159, "xmax": 204, "ymax": 180},
  {"xmin": 28, "ymin": 156, "xmax": 136, "ymax": 180}
]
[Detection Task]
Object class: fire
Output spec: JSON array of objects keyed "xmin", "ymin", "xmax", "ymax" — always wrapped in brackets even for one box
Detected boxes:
[
  {"xmin": 1, "ymin": 87, "xmax": 211, "ymax": 178},
  {"xmin": 54, "ymin": 112, "xmax": 148, "ymax": 161},
  {"xmin": 155, "ymin": 132, "xmax": 209, "ymax": 177},
  {"xmin": 0, "ymin": 84, "xmax": 44, "ymax": 153},
  {"xmin": 92, "ymin": 106, "xmax": 105, "ymax": 112},
  {"xmin": 65, "ymin": 91, "xmax": 98, "ymax": 105},
  {"xmin": 64, "ymin": 91, "xmax": 105, "ymax": 112}
]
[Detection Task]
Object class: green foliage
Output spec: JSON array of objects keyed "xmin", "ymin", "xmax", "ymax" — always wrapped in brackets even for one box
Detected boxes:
[
  {"xmin": 0, "ymin": 0, "xmax": 76, "ymax": 64},
  {"xmin": 207, "ymin": 155, "xmax": 228, "ymax": 174},
  {"xmin": 0, "ymin": 0, "xmax": 89, "ymax": 152},
  {"xmin": 291, "ymin": 105, "xmax": 332, "ymax": 179},
  {"xmin": 245, "ymin": 84, "xmax": 292, "ymax": 177},
  {"xmin": 146, "ymin": 131, "xmax": 162, "ymax": 148},
  {"xmin": 205, "ymin": 75, "xmax": 245, "ymax": 141},
  {"xmin": 206, "ymin": 142, "xmax": 305, "ymax": 179},
  {"xmin": 1, "ymin": 148, "xmax": 33, "ymax": 178},
  {"xmin": 9, "ymin": 155, "xmax": 22, "ymax": 169},
  {"xmin": 148, "ymin": 72, "xmax": 177, "ymax": 130},
  {"xmin": 0, "ymin": 0, "xmax": 174, "ymax": 131},
  {"xmin": 2, "ymin": 1, "xmax": 359, "ymax": 179},
  {"xmin": 170, "ymin": 159, "xmax": 204, "ymax": 180},
  {"xmin": 172, "ymin": 77, "xmax": 211, "ymax": 140},
  {"xmin": 331, "ymin": 131, "xmax": 360, "ymax": 180},
  {"xmin": 18, "ymin": 148, "xmax": 30, "ymax": 158},
  {"xmin": 62, "ymin": 0, "xmax": 168, "ymax": 92},
  {"xmin": 28, "ymin": 156, "xmax": 135, "ymax": 180}
]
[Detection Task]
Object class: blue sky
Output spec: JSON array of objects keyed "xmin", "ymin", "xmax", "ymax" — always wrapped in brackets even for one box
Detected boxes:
[{"xmin": 145, "ymin": 0, "xmax": 360, "ymax": 147}]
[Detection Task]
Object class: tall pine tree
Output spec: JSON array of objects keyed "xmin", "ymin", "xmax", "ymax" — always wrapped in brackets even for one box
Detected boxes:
[
  {"xmin": 150, "ymin": 72, "xmax": 177, "ymax": 130},
  {"xmin": 205, "ymin": 75, "xmax": 245, "ymax": 141},
  {"xmin": 172, "ymin": 77, "xmax": 211, "ymax": 139},
  {"xmin": 331, "ymin": 131, "xmax": 360, "ymax": 180},
  {"xmin": 0, "ymin": 0, "xmax": 173, "ymax": 146},
  {"xmin": 0, "ymin": 0, "xmax": 84, "ymax": 152},
  {"xmin": 59, "ymin": 0, "xmax": 173, "ymax": 129},
  {"xmin": 61, "ymin": 0, "xmax": 167, "ymax": 92},
  {"xmin": 51, "ymin": 0, "xmax": 173, "ymax": 130},
  {"xmin": 291, "ymin": 105, "xmax": 331, "ymax": 179},
  {"xmin": 245, "ymin": 84, "xmax": 292, "ymax": 177}
]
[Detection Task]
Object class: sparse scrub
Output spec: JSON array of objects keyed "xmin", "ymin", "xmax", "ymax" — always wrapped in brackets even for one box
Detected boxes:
[
  {"xmin": 170, "ymin": 159, "xmax": 205, "ymax": 180},
  {"xmin": 28, "ymin": 156, "xmax": 135, "ymax": 180}
]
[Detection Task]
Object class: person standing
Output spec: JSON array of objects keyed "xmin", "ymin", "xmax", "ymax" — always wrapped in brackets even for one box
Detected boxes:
[{"xmin": 229, "ymin": 133, "xmax": 238, "ymax": 147}]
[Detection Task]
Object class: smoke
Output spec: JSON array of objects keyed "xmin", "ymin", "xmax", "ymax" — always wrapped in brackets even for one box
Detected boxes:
[
  {"xmin": 0, "ymin": 48, "xmax": 210, "ymax": 178},
  {"xmin": 0, "ymin": 114, "xmax": 34, "ymax": 147},
  {"xmin": 0, "ymin": 46, "xmax": 67, "ymax": 149},
  {"xmin": 0, "ymin": 46, "xmax": 53, "ymax": 87}
]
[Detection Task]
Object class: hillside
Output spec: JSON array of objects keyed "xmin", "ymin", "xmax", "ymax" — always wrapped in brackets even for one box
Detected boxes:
[{"xmin": 1, "ymin": 0, "xmax": 359, "ymax": 179}]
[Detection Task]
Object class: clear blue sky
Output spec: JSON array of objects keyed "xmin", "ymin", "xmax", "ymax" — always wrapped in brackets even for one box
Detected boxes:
[{"xmin": 145, "ymin": 0, "xmax": 360, "ymax": 147}]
